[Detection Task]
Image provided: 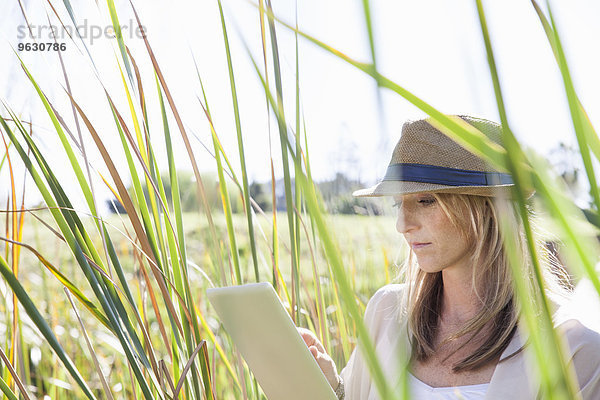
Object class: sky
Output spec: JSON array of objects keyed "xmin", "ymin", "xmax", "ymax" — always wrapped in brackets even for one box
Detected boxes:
[{"xmin": 0, "ymin": 0, "xmax": 599, "ymax": 211}]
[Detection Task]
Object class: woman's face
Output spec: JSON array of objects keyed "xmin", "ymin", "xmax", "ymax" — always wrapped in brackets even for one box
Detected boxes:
[{"xmin": 394, "ymin": 193, "xmax": 473, "ymax": 274}]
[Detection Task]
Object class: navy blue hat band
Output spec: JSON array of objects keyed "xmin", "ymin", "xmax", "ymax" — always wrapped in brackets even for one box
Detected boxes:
[{"xmin": 383, "ymin": 163, "xmax": 513, "ymax": 187}]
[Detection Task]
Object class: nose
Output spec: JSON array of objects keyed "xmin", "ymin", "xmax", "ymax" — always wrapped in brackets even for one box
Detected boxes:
[{"xmin": 396, "ymin": 205, "xmax": 418, "ymax": 234}]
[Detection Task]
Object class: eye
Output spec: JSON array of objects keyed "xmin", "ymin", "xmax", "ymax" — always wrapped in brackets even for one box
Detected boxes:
[
  {"xmin": 392, "ymin": 200, "xmax": 402, "ymax": 208},
  {"xmin": 418, "ymin": 197, "xmax": 436, "ymax": 205}
]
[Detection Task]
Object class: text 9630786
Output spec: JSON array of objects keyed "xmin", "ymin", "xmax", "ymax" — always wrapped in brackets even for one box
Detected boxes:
[{"xmin": 18, "ymin": 42, "xmax": 66, "ymax": 51}]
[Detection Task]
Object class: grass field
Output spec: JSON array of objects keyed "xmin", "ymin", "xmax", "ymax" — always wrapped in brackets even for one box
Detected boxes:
[{"xmin": 6, "ymin": 209, "xmax": 399, "ymax": 398}]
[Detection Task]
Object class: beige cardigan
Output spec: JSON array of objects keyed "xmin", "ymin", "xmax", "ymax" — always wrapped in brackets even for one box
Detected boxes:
[{"xmin": 340, "ymin": 284, "xmax": 600, "ymax": 399}]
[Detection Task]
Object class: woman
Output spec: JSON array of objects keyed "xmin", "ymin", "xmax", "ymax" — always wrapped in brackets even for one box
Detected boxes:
[{"xmin": 300, "ymin": 116, "xmax": 600, "ymax": 399}]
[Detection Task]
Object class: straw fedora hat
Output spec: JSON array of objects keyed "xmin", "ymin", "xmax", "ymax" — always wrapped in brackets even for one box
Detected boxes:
[{"xmin": 353, "ymin": 115, "xmax": 522, "ymax": 198}]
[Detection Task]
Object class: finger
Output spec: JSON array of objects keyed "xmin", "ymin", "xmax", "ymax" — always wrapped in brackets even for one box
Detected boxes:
[
  {"xmin": 310, "ymin": 347, "xmax": 330, "ymax": 370},
  {"xmin": 297, "ymin": 328, "xmax": 317, "ymax": 346},
  {"xmin": 312, "ymin": 337, "xmax": 326, "ymax": 353},
  {"xmin": 297, "ymin": 327, "xmax": 315, "ymax": 338},
  {"xmin": 311, "ymin": 351, "xmax": 338, "ymax": 384},
  {"xmin": 297, "ymin": 328, "xmax": 326, "ymax": 352}
]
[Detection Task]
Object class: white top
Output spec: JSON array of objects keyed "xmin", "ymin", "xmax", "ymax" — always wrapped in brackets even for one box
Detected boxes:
[
  {"xmin": 408, "ymin": 372, "xmax": 488, "ymax": 400},
  {"xmin": 340, "ymin": 284, "xmax": 600, "ymax": 400}
]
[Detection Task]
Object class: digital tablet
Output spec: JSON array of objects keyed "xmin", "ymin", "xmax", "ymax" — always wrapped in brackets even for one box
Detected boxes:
[{"xmin": 207, "ymin": 282, "xmax": 337, "ymax": 400}]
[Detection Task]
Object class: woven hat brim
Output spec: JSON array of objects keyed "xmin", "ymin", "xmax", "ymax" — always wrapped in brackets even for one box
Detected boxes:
[{"xmin": 352, "ymin": 180, "xmax": 518, "ymax": 198}]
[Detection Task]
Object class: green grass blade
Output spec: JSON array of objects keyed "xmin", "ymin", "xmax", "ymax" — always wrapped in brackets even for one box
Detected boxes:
[
  {"xmin": 0, "ymin": 235, "xmax": 111, "ymax": 330},
  {"xmin": 299, "ymin": 115, "xmax": 333, "ymax": 351},
  {"xmin": 361, "ymin": 0, "xmax": 377, "ymax": 76},
  {"xmin": 538, "ymin": 1, "xmax": 600, "ymax": 210},
  {"xmin": 0, "ymin": 374, "xmax": 19, "ymax": 400},
  {"xmin": 196, "ymin": 81, "xmax": 241, "ymax": 286},
  {"xmin": 17, "ymin": 57, "xmax": 98, "ymax": 218},
  {"xmin": 58, "ymin": 0, "xmax": 98, "ymax": 71},
  {"xmin": 156, "ymin": 77, "xmax": 191, "ymax": 354},
  {"xmin": 294, "ymin": 205, "xmax": 329, "ymax": 347},
  {"xmin": 530, "ymin": 1, "xmax": 600, "ymax": 165},
  {"xmin": 474, "ymin": 1, "xmax": 580, "ymax": 398},
  {"xmin": 217, "ymin": 0, "xmax": 260, "ymax": 283},
  {"xmin": 263, "ymin": 0, "xmax": 301, "ymax": 322},
  {"xmin": 257, "ymin": 0, "xmax": 283, "ymax": 295},
  {"xmin": 293, "ymin": 3, "xmax": 303, "ymax": 326},
  {"xmin": 156, "ymin": 75, "xmax": 187, "ymax": 288},
  {"xmin": 360, "ymin": 0, "xmax": 387, "ymax": 151},
  {"xmin": 192, "ymin": 54, "xmax": 244, "ymax": 193},
  {"xmin": 0, "ymin": 141, "xmax": 10, "ymax": 172},
  {"xmin": 105, "ymin": 0, "xmax": 134, "ymax": 85}
]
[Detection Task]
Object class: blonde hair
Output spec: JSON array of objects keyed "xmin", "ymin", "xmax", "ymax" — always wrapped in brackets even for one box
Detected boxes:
[{"xmin": 403, "ymin": 193, "xmax": 571, "ymax": 372}]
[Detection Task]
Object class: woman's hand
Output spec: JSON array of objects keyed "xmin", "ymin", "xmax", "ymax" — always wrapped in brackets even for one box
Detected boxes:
[{"xmin": 297, "ymin": 327, "xmax": 340, "ymax": 390}]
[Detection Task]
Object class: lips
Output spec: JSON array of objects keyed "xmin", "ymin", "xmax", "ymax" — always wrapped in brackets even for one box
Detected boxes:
[{"xmin": 411, "ymin": 242, "xmax": 431, "ymax": 250}]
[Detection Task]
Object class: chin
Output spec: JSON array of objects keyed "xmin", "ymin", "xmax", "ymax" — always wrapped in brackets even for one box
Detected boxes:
[{"xmin": 416, "ymin": 262, "xmax": 442, "ymax": 274}]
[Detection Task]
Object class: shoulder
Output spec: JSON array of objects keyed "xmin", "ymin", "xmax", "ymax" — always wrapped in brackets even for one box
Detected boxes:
[
  {"xmin": 554, "ymin": 280, "xmax": 600, "ymax": 352},
  {"xmin": 558, "ymin": 318, "xmax": 600, "ymax": 353},
  {"xmin": 370, "ymin": 283, "xmax": 406, "ymax": 298},
  {"xmin": 557, "ymin": 319, "xmax": 600, "ymax": 396},
  {"xmin": 363, "ymin": 284, "xmax": 406, "ymax": 327},
  {"xmin": 366, "ymin": 284, "xmax": 405, "ymax": 310}
]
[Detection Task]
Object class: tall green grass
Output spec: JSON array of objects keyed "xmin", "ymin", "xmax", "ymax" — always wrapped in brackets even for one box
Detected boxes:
[{"xmin": 0, "ymin": 0, "xmax": 598, "ymax": 399}]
